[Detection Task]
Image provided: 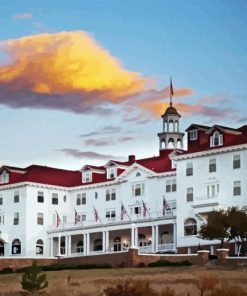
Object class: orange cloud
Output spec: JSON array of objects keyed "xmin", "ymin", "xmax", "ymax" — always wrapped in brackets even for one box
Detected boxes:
[{"xmin": 0, "ymin": 31, "xmax": 148, "ymax": 102}]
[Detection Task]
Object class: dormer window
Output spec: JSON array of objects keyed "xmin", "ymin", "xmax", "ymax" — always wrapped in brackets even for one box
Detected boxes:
[
  {"xmin": 107, "ymin": 168, "xmax": 116, "ymax": 179},
  {"xmin": 83, "ymin": 171, "xmax": 92, "ymax": 183},
  {"xmin": 210, "ymin": 131, "xmax": 223, "ymax": 147},
  {"xmin": 189, "ymin": 130, "xmax": 198, "ymax": 140},
  {"xmin": 0, "ymin": 171, "xmax": 9, "ymax": 184}
]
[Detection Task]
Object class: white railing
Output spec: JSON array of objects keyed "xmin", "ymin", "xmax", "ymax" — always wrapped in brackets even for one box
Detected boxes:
[
  {"xmin": 139, "ymin": 246, "xmax": 152, "ymax": 253},
  {"xmin": 157, "ymin": 243, "xmax": 175, "ymax": 252}
]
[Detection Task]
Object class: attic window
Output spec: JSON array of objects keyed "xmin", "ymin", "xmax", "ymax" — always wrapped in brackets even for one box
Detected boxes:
[
  {"xmin": 0, "ymin": 171, "xmax": 9, "ymax": 184},
  {"xmin": 210, "ymin": 131, "xmax": 223, "ymax": 147},
  {"xmin": 83, "ymin": 171, "xmax": 92, "ymax": 183},
  {"xmin": 107, "ymin": 168, "xmax": 116, "ymax": 179},
  {"xmin": 136, "ymin": 172, "xmax": 141, "ymax": 177},
  {"xmin": 189, "ymin": 130, "xmax": 198, "ymax": 140}
]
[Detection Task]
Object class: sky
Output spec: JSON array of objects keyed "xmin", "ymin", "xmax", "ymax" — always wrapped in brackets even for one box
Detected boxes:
[{"xmin": 0, "ymin": 0, "xmax": 247, "ymax": 170}]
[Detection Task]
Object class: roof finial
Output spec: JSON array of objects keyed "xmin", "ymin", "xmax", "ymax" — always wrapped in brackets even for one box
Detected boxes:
[{"xmin": 170, "ymin": 76, "xmax": 174, "ymax": 107}]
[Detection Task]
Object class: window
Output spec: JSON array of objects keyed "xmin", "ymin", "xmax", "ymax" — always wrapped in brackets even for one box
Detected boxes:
[
  {"xmin": 0, "ymin": 170, "xmax": 9, "ymax": 184},
  {"xmin": 233, "ymin": 155, "xmax": 240, "ymax": 169},
  {"xmin": 37, "ymin": 213, "xmax": 44, "ymax": 225},
  {"xmin": 107, "ymin": 168, "xmax": 116, "ymax": 179},
  {"xmin": 81, "ymin": 193, "xmax": 86, "ymax": 204},
  {"xmin": 81, "ymin": 214, "xmax": 86, "ymax": 221},
  {"xmin": 233, "ymin": 181, "xmax": 241, "ymax": 196},
  {"xmin": 134, "ymin": 206, "xmax": 141, "ymax": 215},
  {"xmin": 209, "ymin": 159, "xmax": 216, "ymax": 173},
  {"xmin": 184, "ymin": 218, "xmax": 197, "ymax": 236},
  {"xmin": 13, "ymin": 212, "xmax": 19, "ymax": 225},
  {"xmin": 132, "ymin": 183, "xmax": 145, "ymax": 197},
  {"xmin": 63, "ymin": 195, "xmax": 67, "ymax": 202},
  {"xmin": 0, "ymin": 197, "xmax": 3, "ymax": 205},
  {"xmin": 186, "ymin": 187, "xmax": 193, "ymax": 202},
  {"xmin": 52, "ymin": 193, "xmax": 58, "ymax": 205},
  {"xmin": 207, "ymin": 184, "xmax": 219, "ymax": 198},
  {"xmin": 37, "ymin": 192, "xmax": 44, "ymax": 203},
  {"xmin": 166, "ymin": 180, "xmax": 176, "ymax": 193},
  {"xmin": 105, "ymin": 210, "xmax": 116, "ymax": 219},
  {"xmin": 189, "ymin": 130, "xmax": 198, "ymax": 140},
  {"xmin": 0, "ymin": 214, "xmax": 4, "ymax": 225},
  {"xmin": 12, "ymin": 239, "xmax": 21, "ymax": 254},
  {"xmin": 106, "ymin": 189, "xmax": 116, "ymax": 201},
  {"xmin": 83, "ymin": 171, "xmax": 92, "ymax": 183},
  {"xmin": 36, "ymin": 239, "xmax": 44, "ymax": 255},
  {"xmin": 76, "ymin": 194, "xmax": 81, "ymax": 205},
  {"xmin": 14, "ymin": 191, "xmax": 19, "ymax": 203},
  {"xmin": 210, "ymin": 131, "xmax": 223, "ymax": 147},
  {"xmin": 186, "ymin": 163, "xmax": 193, "ymax": 176},
  {"xmin": 63, "ymin": 215, "xmax": 67, "ymax": 224},
  {"xmin": 95, "ymin": 192, "xmax": 98, "ymax": 199},
  {"xmin": 77, "ymin": 241, "xmax": 84, "ymax": 253},
  {"xmin": 136, "ymin": 172, "xmax": 141, "ymax": 177}
]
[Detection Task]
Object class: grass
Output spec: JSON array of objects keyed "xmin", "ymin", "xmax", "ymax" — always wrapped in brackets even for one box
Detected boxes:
[{"xmin": 0, "ymin": 266, "xmax": 246, "ymax": 295}]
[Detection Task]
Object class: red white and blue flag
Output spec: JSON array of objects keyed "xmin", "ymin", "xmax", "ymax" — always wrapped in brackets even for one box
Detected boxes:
[
  {"xmin": 142, "ymin": 200, "xmax": 148, "ymax": 218},
  {"xmin": 120, "ymin": 202, "xmax": 127, "ymax": 221},
  {"xmin": 56, "ymin": 211, "xmax": 62, "ymax": 228},
  {"xmin": 74, "ymin": 208, "xmax": 80, "ymax": 225},
  {"xmin": 93, "ymin": 206, "xmax": 99, "ymax": 222},
  {"xmin": 163, "ymin": 195, "xmax": 170, "ymax": 216}
]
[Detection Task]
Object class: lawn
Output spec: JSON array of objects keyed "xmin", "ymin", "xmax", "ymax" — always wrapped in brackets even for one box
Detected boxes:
[{"xmin": 0, "ymin": 266, "xmax": 247, "ymax": 295}]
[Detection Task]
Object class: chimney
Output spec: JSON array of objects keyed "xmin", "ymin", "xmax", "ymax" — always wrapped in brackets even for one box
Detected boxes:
[{"xmin": 128, "ymin": 155, "xmax": 136, "ymax": 163}]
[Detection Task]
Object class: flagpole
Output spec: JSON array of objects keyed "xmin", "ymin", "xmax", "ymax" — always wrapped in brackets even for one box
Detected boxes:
[
  {"xmin": 170, "ymin": 76, "xmax": 173, "ymax": 107},
  {"xmin": 121, "ymin": 201, "xmax": 131, "ymax": 221}
]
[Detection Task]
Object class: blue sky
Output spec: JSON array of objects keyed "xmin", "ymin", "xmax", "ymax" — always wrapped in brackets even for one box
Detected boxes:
[{"xmin": 0, "ymin": 0, "xmax": 247, "ymax": 169}]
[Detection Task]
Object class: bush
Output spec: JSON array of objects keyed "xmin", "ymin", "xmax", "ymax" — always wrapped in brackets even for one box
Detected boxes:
[
  {"xmin": 42, "ymin": 262, "xmax": 111, "ymax": 271},
  {"xmin": 103, "ymin": 279, "xmax": 176, "ymax": 296},
  {"xmin": 0, "ymin": 267, "xmax": 14, "ymax": 274},
  {"xmin": 148, "ymin": 260, "xmax": 192, "ymax": 267},
  {"xmin": 137, "ymin": 262, "xmax": 146, "ymax": 268}
]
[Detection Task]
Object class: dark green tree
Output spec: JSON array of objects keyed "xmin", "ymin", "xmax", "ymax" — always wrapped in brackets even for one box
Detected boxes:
[
  {"xmin": 199, "ymin": 209, "xmax": 229, "ymax": 248},
  {"xmin": 21, "ymin": 261, "xmax": 48, "ymax": 294}
]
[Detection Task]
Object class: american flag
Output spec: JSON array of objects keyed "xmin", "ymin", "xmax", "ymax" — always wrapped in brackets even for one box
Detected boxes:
[
  {"xmin": 93, "ymin": 206, "xmax": 99, "ymax": 222},
  {"xmin": 142, "ymin": 200, "xmax": 148, "ymax": 218},
  {"xmin": 56, "ymin": 211, "xmax": 62, "ymax": 228},
  {"xmin": 120, "ymin": 203, "xmax": 127, "ymax": 221},
  {"xmin": 74, "ymin": 208, "xmax": 80, "ymax": 225},
  {"xmin": 163, "ymin": 195, "xmax": 170, "ymax": 216}
]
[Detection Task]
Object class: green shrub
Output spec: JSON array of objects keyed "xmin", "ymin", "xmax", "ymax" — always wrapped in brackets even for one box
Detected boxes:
[
  {"xmin": 148, "ymin": 259, "xmax": 192, "ymax": 267},
  {"xmin": 0, "ymin": 267, "xmax": 14, "ymax": 274},
  {"xmin": 21, "ymin": 261, "xmax": 48, "ymax": 294}
]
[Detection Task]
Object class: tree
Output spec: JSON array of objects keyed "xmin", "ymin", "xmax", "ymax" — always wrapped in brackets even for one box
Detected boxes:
[
  {"xmin": 21, "ymin": 261, "xmax": 48, "ymax": 295},
  {"xmin": 199, "ymin": 209, "xmax": 229, "ymax": 248}
]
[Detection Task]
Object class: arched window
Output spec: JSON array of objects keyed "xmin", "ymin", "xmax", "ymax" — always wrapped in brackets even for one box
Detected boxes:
[
  {"xmin": 94, "ymin": 239, "xmax": 102, "ymax": 251},
  {"xmin": 161, "ymin": 139, "xmax": 166, "ymax": 149},
  {"xmin": 136, "ymin": 172, "xmax": 141, "ymax": 177},
  {"xmin": 184, "ymin": 218, "xmax": 197, "ymax": 236},
  {"xmin": 60, "ymin": 241, "xmax": 66, "ymax": 255},
  {"xmin": 210, "ymin": 131, "xmax": 223, "ymax": 147},
  {"xmin": 77, "ymin": 241, "xmax": 84, "ymax": 253},
  {"xmin": 175, "ymin": 120, "xmax": 179, "ymax": 132},
  {"xmin": 12, "ymin": 239, "xmax": 21, "ymax": 255},
  {"xmin": 168, "ymin": 138, "xmax": 174, "ymax": 149},
  {"xmin": 169, "ymin": 120, "xmax": 173, "ymax": 132},
  {"xmin": 36, "ymin": 239, "xmax": 44, "ymax": 255},
  {"xmin": 177, "ymin": 139, "xmax": 182, "ymax": 149}
]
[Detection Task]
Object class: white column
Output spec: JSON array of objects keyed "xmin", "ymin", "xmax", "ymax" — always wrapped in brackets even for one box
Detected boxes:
[
  {"xmin": 65, "ymin": 236, "xmax": 68, "ymax": 256},
  {"xmin": 68, "ymin": 236, "xmax": 71, "ymax": 256},
  {"xmin": 83, "ymin": 234, "xmax": 87, "ymax": 256},
  {"xmin": 58, "ymin": 235, "xmax": 61, "ymax": 256},
  {"xmin": 152, "ymin": 226, "xmax": 156, "ymax": 253},
  {"xmin": 131, "ymin": 225, "xmax": 135, "ymax": 247},
  {"xmin": 102, "ymin": 231, "xmax": 106, "ymax": 253},
  {"xmin": 173, "ymin": 223, "xmax": 177, "ymax": 252},
  {"xmin": 51, "ymin": 238, "xmax": 53, "ymax": 257},
  {"xmin": 87, "ymin": 233, "xmax": 90, "ymax": 255},
  {"xmin": 105, "ymin": 230, "xmax": 109, "ymax": 252},
  {"xmin": 135, "ymin": 227, "xmax": 138, "ymax": 248},
  {"xmin": 155, "ymin": 225, "xmax": 159, "ymax": 252}
]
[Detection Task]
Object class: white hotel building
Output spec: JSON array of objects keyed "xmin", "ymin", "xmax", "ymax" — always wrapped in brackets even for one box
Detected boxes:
[{"xmin": 0, "ymin": 102, "xmax": 247, "ymax": 258}]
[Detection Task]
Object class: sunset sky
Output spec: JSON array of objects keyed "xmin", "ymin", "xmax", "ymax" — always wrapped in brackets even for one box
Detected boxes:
[{"xmin": 1, "ymin": 0, "xmax": 247, "ymax": 169}]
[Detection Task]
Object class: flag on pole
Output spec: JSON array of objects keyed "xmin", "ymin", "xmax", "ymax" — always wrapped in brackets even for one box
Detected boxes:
[
  {"xmin": 56, "ymin": 211, "xmax": 62, "ymax": 228},
  {"xmin": 74, "ymin": 208, "xmax": 80, "ymax": 225},
  {"xmin": 170, "ymin": 77, "xmax": 174, "ymax": 96},
  {"xmin": 142, "ymin": 200, "xmax": 148, "ymax": 218},
  {"xmin": 120, "ymin": 202, "xmax": 127, "ymax": 221},
  {"xmin": 163, "ymin": 195, "xmax": 170, "ymax": 216},
  {"xmin": 93, "ymin": 206, "xmax": 99, "ymax": 222}
]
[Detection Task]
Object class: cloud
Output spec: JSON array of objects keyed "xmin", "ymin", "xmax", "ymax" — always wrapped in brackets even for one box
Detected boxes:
[
  {"xmin": 57, "ymin": 148, "xmax": 124, "ymax": 160},
  {"xmin": 80, "ymin": 125, "xmax": 121, "ymax": 138},
  {"xmin": 0, "ymin": 31, "xmax": 149, "ymax": 114},
  {"xmin": 13, "ymin": 13, "xmax": 33, "ymax": 20},
  {"xmin": 84, "ymin": 135, "xmax": 134, "ymax": 146}
]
